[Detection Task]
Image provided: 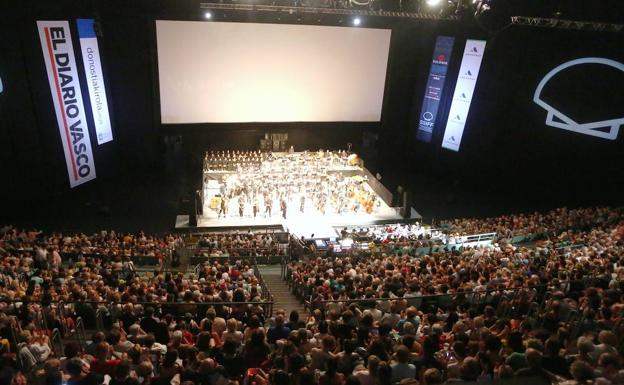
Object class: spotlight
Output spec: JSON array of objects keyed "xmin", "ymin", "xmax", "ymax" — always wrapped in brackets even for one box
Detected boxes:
[
  {"xmin": 353, "ymin": 17, "xmax": 361, "ymax": 26},
  {"xmin": 426, "ymin": 0, "xmax": 442, "ymax": 6},
  {"xmin": 204, "ymin": 11, "xmax": 212, "ymax": 19},
  {"xmin": 474, "ymin": 0, "xmax": 511, "ymax": 32}
]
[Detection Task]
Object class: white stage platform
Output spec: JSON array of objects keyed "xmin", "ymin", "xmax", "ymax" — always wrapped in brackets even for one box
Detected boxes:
[
  {"xmin": 177, "ymin": 202, "xmax": 420, "ymax": 240},
  {"xmin": 193, "ymin": 186, "xmax": 406, "ymax": 238}
]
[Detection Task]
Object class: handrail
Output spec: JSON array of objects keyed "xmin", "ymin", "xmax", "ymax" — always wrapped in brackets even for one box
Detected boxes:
[
  {"xmin": 9, "ymin": 319, "xmax": 21, "ymax": 347},
  {"xmin": 1, "ymin": 299, "xmax": 274, "ymax": 306},
  {"xmin": 6, "ymin": 247, "xmax": 165, "ymax": 261},
  {"xmin": 39, "ymin": 308, "xmax": 49, "ymax": 331},
  {"xmin": 252, "ymin": 259, "xmax": 274, "ymax": 317},
  {"xmin": 301, "ymin": 277, "xmax": 611, "ymax": 334},
  {"xmin": 191, "ymin": 254, "xmax": 286, "ymax": 264},
  {"xmin": 76, "ymin": 317, "xmax": 88, "ymax": 350},
  {"xmin": 50, "ymin": 328, "xmax": 63, "ymax": 358},
  {"xmin": 555, "ymin": 243, "xmax": 587, "ymax": 251},
  {"xmin": 307, "ymin": 277, "xmax": 608, "ymax": 305},
  {"xmin": 57, "ymin": 300, "xmax": 70, "ymax": 336},
  {"xmin": 193, "ymin": 246, "xmax": 288, "ymax": 256},
  {"xmin": 95, "ymin": 307, "xmax": 106, "ymax": 332}
]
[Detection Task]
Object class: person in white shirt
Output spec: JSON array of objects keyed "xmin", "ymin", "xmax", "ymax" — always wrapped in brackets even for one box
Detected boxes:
[
  {"xmin": 19, "ymin": 331, "xmax": 51, "ymax": 370},
  {"xmin": 353, "ymin": 355, "xmax": 380, "ymax": 385}
]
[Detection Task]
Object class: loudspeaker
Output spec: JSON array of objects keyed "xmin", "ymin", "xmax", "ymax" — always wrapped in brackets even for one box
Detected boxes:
[
  {"xmin": 181, "ymin": 196, "xmax": 197, "ymax": 226},
  {"xmin": 400, "ymin": 191, "xmax": 411, "ymax": 218}
]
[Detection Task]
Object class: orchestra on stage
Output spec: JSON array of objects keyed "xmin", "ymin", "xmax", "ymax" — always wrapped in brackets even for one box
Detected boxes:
[{"xmin": 202, "ymin": 150, "xmax": 380, "ymax": 219}]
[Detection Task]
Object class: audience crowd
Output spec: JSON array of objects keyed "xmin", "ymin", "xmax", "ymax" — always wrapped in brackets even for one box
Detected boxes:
[
  {"xmin": 439, "ymin": 207, "xmax": 622, "ymax": 239},
  {"xmin": 194, "ymin": 231, "xmax": 287, "ymax": 258},
  {"xmin": 0, "ymin": 226, "xmax": 182, "ymax": 265},
  {"xmin": 0, "ymin": 206, "xmax": 623, "ymax": 385}
]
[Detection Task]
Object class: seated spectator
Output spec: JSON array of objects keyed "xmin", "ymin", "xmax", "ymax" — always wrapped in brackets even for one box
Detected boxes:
[
  {"xmin": 90, "ymin": 342, "xmax": 120, "ymax": 376},
  {"xmin": 311, "ymin": 335, "xmax": 337, "ymax": 371},
  {"xmin": 353, "ymin": 355, "xmax": 380, "ymax": 385},
  {"xmin": 422, "ymin": 368, "xmax": 444, "ymax": 385},
  {"xmin": 217, "ymin": 339, "xmax": 245, "ymax": 379},
  {"xmin": 391, "ymin": 345, "xmax": 417, "ymax": 384},
  {"xmin": 18, "ymin": 331, "xmax": 51, "ymax": 371},
  {"xmin": 267, "ymin": 315, "xmax": 290, "ymax": 344},
  {"xmin": 319, "ymin": 356, "xmax": 346, "ymax": 385},
  {"xmin": 66, "ymin": 357, "xmax": 103, "ymax": 385},
  {"xmin": 591, "ymin": 331, "xmax": 618, "ymax": 362},
  {"xmin": 243, "ymin": 329, "xmax": 270, "ymax": 369},
  {"xmin": 595, "ymin": 353, "xmax": 624, "ymax": 385},
  {"xmin": 515, "ymin": 348, "xmax": 543, "ymax": 376},
  {"xmin": 222, "ymin": 318, "xmax": 243, "ymax": 344},
  {"xmin": 542, "ymin": 337, "xmax": 569, "ymax": 377},
  {"xmin": 109, "ymin": 361, "xmax": 138, "ymax": 385}
]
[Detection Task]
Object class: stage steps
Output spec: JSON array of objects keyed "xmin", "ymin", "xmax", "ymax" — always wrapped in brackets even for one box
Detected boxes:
[{"xmin": 258, "ymin": 265, "xmax": 309, "ymax": 321}]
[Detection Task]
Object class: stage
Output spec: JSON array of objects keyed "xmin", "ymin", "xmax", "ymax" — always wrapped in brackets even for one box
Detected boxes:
[
  {"xmin": 176, "ymin": 205, "xmax": 420, "ymax": 239},
  {"xmin": 175, "ymin": 150, "xmax": 421, "ymax": 239}
]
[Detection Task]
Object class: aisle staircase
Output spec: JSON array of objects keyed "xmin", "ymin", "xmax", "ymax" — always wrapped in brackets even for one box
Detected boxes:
[{"xmin": 258, "ymin": 265, "xmax": 308, "ymax": 320}]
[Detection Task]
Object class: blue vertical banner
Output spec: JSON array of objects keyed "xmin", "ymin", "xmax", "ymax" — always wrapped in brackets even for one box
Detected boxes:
[
  {"xmin": 416, "ymin": 36, "xmax": 455, "ymax": 143},
  {"xmin": 77, "ymin": 18, "xmax": 113, "ymax": 145}
]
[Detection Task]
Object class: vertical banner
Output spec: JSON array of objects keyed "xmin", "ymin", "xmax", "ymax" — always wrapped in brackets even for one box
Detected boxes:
[
  {"xmin": 77, "ymin": 18, "xmax": 113, "ymax": 145},
  {"xmin": 416, "ymin": 36, "xmax": 455, "ymax": 143},
  {"xmin": 37, "ymin": 20, "xmax": 96, "ymax": 187},
  {"xmin": 441, "ymin": 39, "xmax": 487, "ymax": 152}
]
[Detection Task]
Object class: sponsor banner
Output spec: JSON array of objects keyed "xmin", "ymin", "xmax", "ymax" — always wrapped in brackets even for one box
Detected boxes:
[
  {"xmin": 77, "ymin": 18, "xmax": 113, "ymax": 145},
  {"xmin": 416, "ymin": 36, "xmax": 455, "ymax": 143},
  {"xmin": 37, "ymin": 20, "xmax": 96, "ymax": 187},
  {"xmin": 441, "ymin": 39, "xmax": 487, "ymax": 152}
]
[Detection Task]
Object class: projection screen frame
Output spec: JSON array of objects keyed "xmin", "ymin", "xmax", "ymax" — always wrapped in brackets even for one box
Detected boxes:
[{"xmin": 154, "ymin": 20, "xmax": 392, "ymax": 125}]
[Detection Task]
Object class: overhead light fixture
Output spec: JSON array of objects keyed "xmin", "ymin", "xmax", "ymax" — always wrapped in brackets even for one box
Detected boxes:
[
  {"xmin": 426, "ymin": 0, "xmax": 442, "ymax": 6},
  {"xmin": 353, "ymin": 17, "xmax": 361, "ymax": 26},
  {"xmin": 474, "ymin": 0, "xmax": 512, "ymax": 32},
  {"xmin": 204, "ymin": 11, "xmax": 212, "ymax": 19}
]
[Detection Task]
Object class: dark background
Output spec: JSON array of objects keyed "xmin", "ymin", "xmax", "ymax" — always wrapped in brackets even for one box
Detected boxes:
[{"xmin": 0, "ymin": 0, "xmax": 622, "ymax": 232}]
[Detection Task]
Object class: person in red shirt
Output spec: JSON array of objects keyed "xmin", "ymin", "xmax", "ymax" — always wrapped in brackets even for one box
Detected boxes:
[{"xmin": 89, "ymin": 342, "xmax": 120, "ymax": 376}]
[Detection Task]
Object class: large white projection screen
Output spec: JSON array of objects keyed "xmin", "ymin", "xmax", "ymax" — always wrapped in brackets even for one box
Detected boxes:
[{"xmin": 156, "ymin": 20, "xmax": 391, "ymax": 123}]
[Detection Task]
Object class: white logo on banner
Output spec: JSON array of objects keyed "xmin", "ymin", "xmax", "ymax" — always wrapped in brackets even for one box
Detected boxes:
[
  {"xmin": 441, "ymin": 39, "xmax": 487, "ymax": 152},
  {"xmin": 534, "ymin": 57, "xmax": 624, "ymax": 141},
  {"xmin": 37, "ymin": 20, "xmax": 96, "ymax": 188}
]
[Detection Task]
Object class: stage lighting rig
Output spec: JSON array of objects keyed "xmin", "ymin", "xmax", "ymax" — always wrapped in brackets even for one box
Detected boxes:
[
  {"xmin": 474, "ymin": 0, "xmax": 511, "ymax": 32},
  {"xmin": 199, "ymin": 2, "xmax": 460, "ymax": 21}
]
